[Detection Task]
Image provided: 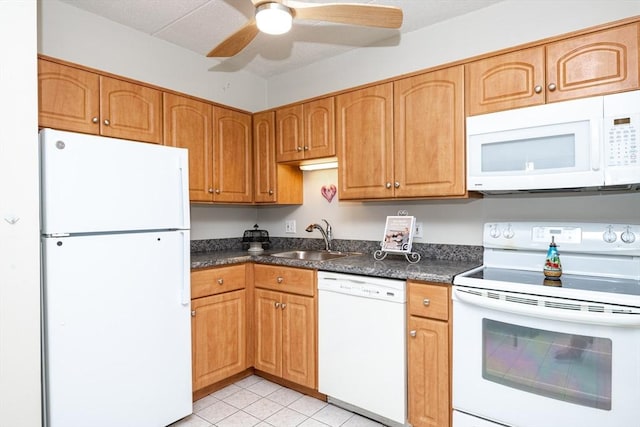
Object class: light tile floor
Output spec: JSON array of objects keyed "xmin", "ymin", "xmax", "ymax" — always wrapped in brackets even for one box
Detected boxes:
[{"xmin": 170, "ymin": 375, "xmax": 385, "ymax": 427}]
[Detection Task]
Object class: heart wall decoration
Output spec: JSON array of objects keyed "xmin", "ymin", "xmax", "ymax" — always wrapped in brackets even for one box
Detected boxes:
[{"xmin": 321, "ymin": 184, "xmax": 337, "ymax": 203}]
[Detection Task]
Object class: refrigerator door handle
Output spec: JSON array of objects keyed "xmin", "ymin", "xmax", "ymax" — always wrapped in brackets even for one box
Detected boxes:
[
  {"xmin": 180, "ymin": 231, "xmax": 190, "ymax": 305},
  {"xmin": 179, "ymin": 156, "xmax": 190, "ymax": 229}
]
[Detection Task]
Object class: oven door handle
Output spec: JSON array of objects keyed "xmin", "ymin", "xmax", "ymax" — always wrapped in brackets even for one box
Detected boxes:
[{"xmin": 453, "ymin": 288, "xmax": 640, "ymax": 327}]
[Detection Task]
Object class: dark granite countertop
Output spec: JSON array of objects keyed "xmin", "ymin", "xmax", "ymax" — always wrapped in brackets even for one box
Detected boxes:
[{"xmin": 190, "ymin": 249, "xmax": 481, "ymax": 284}]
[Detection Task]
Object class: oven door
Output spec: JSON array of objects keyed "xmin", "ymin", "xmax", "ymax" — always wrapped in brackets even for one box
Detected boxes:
[{"xmin": 452, "ymin": 285, "xmax": 640, "ymax": 427}]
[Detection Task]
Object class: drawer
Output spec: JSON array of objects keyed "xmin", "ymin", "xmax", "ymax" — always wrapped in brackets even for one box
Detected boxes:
[
  {"xmin": 191, "ymin": 264, "xmax": 246, "ymax": 299},
  {"xmin": 408, "ymin": 281, "xmax": 449, "ymax": 321},
  {"xmin": 254, "ymin": 264, "xmax": 315, "ymax": 296}
]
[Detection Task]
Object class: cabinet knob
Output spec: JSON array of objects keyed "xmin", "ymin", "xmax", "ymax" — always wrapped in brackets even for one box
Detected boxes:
[
  {"xmin": 92, "ymin": 117, "xmax": 99, "ymax": 123},
  {"xmin": 277, "ymin": 276, "xmax": 283, "ymax": 284},
  {"xmin": 215, "ymin": 189, "xmax": 221, "ymax": 194},
  {"xmin": 303, "ymin": 146, "xmax": 309, "ymax": 151},
  {"xmin": 423, "ymin": 298, "xmax": 430, "ymax": 306},
  {"xmin": 191, "ymin": 310, "xmax": 196, "ymax": 317},
  {"xmin": 274, "ymin": 302, "xmax": 281, "ymax": 308},
  {"xmin": 208, "ymin": 188, "xmax": 214, "ymax": 193},
  {"xmin": 394, "ymin": 181, "xmax": 400, "ymax": 189},
  {"xmin": 217, "ymin": 278, "xmax": 224, "ymax": 285},
  {"xmin": 386, "ymin": 182, "xmax": 392, "ymax": 189},
  {"xmin": 410, "ymin": 330, "xmax": 417, "ymax": 337},
  {"xmin": 534, "ymin": 85, "xmax": 542, "ymax": 94},
  {"xmin": 297, "ymin": 146, "xmax": 303, "ymax": 152},
  {"xmin": 268, "ymin": 190, "xmax": 274, "ymax": 195},
  {"xmin": 103, "ymin": 119, "xmax": 110, "ymax": 126},
  {"xmin": 547, "ymin": 83, "xmax": 557, "ymax": 91},
  {"xmin": 281, "ymin": 303, "xmax": 287, "ymax": 310}
]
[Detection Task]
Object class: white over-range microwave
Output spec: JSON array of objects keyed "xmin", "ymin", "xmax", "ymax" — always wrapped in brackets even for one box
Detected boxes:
[{"xmin": 466, "ymin": 90, "xmax": 640, "ymax": 193}]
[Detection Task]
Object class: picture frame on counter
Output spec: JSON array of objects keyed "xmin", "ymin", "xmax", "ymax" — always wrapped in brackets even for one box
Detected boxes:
[{"xmin": 381, "ymin": 215, "xmax": 416, "ymax": 254}]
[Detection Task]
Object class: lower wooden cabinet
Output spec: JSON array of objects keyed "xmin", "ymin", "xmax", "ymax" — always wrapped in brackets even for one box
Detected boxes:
[
  {"xmin": 253, "ymin": 265, "xmax": 316, "ymax": 389},
  {"xmin": 190, "ymin": 265, "xmax": 248, "ymax": 394},
  {"xmin": 407, "ymin": 280, "xmax": 451, "ymax": 427}
]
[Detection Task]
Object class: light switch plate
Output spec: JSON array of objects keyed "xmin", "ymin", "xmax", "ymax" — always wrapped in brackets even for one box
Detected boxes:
[{"xmin": 285, "ymin": 220, "xmax": 296, "ymax": 233}]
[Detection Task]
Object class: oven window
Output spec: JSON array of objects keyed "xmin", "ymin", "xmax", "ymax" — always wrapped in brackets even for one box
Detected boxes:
[{"xmin": 482, "ymin": 319, "xmax": 612, "ymax": 410}]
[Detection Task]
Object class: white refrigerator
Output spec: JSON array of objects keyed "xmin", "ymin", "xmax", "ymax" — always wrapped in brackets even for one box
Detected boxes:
[{"xmin": 40, "ymin": 128, "xmax": 192, "ymax": 427}]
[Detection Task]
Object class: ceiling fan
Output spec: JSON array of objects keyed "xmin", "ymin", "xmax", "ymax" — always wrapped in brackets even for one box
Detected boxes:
[{"xmin": 207, "ymin": 0, "xmax": 403, "ymax": 57}]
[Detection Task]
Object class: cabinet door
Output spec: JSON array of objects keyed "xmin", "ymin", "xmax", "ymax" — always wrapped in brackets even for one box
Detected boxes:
[
  {"xmin": 254, "ymin": 289, "xmax": 282, "ymax": 377},
  {"xmin": 394, "ymin": 66, "xmax": 466, "ymax": 197},
  {"xmin": 546, "ymin": 23, "xmax": 639, "ymax": 103},
  {"xmin": 163, "ymin": 93, "xmax": 214, "ymax": 202},
  {"xmin": 253, "ymin": 111, "xmax": 277, "ymax": 203},
  {"xmin": 304, "ymin": 97, "xmax": 335, "ymax": 159},
  {"xmin": 213, "ymin": 107, "xmax": 253, "ymax": 202},
  {"xmin": 191, "ymin": 290, "xmax": 246, "ymax": 392},
  {"xmin": 337, "ymin": 83, "xmax": 394, "ymax": 199},
  {"xmin": 281, "ymin": 293, "xmax": 316, "ymax": 388},
  {"xmin": 100, "ymin": 76, "xmax": 163, "ymax": 144},
  {"xmin": 407, "ymin": 316, "xmax": 449, "ymax": 427},
  {"xmin": 276, "ymin": 104, "xmax": 304, "ymax": 162},
  {"xmin": 38, "ymin": 59, "xmax": 100, "ymax": 134},
  {"xmin": 465, "ymin": 46, "xmax": 545, "ymax": 115}
]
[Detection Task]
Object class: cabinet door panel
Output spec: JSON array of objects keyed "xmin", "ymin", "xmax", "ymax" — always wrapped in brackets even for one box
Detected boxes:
[
  {"xmin": 163, "ymin": 93, "xmax": 213, "ymax": 202},
  {"xmin": 100, "ymin": 76, "xmax": 162, "ymax": 144},
  {"xmin": 192, "ymin": 290, "xmax": 246, "ymax": 391},
  {"xmin": 254, "ymin": 289, "xmax": 281, "ymax": 376},
  {"xmin": 394, "ymin": 66, "xmax": 465, "ymax": 197},
  {"xmin": 276, "ymin": 105, "xmax": 304, "ymax": 162},
  {"xmin": 281, "ymin": 294, "xmax": 316, "ymax": 388},
  {"xmin": 304, "ymin": 97, "xmax": 335, "ymax": 159},
  {"xmin": 213, "ymin": 107, "xmax": 253, "ymax": 202},
  {"xmin": 407, "ymin": 316, "xmax": 449, "ymax": 427},
  {"xmin": 253, "ymin": 111, "xmax": 277, "ymax": 203},
  {"xmin": 38, "ymin": 59, "xmax": 100, "ymax": 134},
  {"xmin": 465, "ymin": 47, "xmax": 545, "ymax": 115},
  {"xmin": 547, "ymin": 23, "xmax": 639, "ymax": 102},
  {"xmin": 337, "ymin": 83, "xmax": 394, "ymax": 199}
]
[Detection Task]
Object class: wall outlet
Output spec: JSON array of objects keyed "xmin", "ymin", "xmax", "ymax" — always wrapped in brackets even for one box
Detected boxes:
[
  {"xmin": 285, "ymin": 220, "xmax": 296, "ymax": 233},
  {"xmin": 414, "ymin": 222, "xmax": 424, "ymax": 239}
]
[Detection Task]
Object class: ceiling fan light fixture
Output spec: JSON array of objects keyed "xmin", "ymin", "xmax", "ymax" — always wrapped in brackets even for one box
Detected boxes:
[{"xmin": 255, "ymin": 2, "xmax": 293, "ymax": 35}]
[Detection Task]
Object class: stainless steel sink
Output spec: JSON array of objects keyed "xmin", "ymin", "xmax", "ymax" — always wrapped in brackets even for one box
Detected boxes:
[{"xmin": 270, "ymin": 250, "xmax": 359, "ymax": 261}]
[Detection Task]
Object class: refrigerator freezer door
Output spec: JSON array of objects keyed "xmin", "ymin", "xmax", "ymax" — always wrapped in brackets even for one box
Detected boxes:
[
  {"xmin": 42, "ymin": 230, "xmax": 192, "ymax": 427},
  {"xmin": 40, "ymin": 128, "xmax": 189, "ymax": 235}
]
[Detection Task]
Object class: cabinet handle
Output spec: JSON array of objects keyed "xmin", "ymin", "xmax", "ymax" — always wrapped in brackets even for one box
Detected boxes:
[
  {"xmin": 103, "ymin": 119, "xmax": 110, "ymax": 126},
  {"xmin": 217, "ymin": 278, "xmax": 224, "ymax": 285},
  {"xmin": 92, "ymin": 117, "xmax": 99, "ymax": 123},
  {"xmin": 277, "ymin": 276, "xmax": 283, "ymax": 284},
  {"xmin": 394, "ymin": 181, "xmax": 400, "ymax": 189},
  {"xmin": 423, "ymin": 298, "xmax": 430, "ymax": 306},
  {"xmin": 410, "ymin": 330, "xmax": 417, "ymax": 337},
  {"xmin": 208, "ymin": 188, "xmax": 214, "ymax": 194},
  {"xmin": 297, "ymin": 146, "xmax": 303, "ymax": 152},
  {"xmin": 534, "ymin": 85, "xmax": 542, "ymax": 94},
  {"xmin": 191, "ymin": 310, "xmax": 196, "ymax": 317},
  {"xmin": 268, "ymin": 190, "xmax": 274, "ymax": 195},
  {"xmin": 303, "ymin": 146, "xmax": 309, "ymax": 151},
  {"xmin": 215, "ymin": 189, "xmax": 221, "ymax": 194},
  {"xmin": 274, "ymin": 302, "xmax": 281, "ymax": 308},
  {"xmin": 386, "ymin": 182, "xmax": 392, "ymax": 189},
  {"xmin": 281, "ymin": 303, "xmax": 287, "ymax": 310},
  {"xmin": 548, "ymin": 83, "xmax": 557, "ymax": 91}
]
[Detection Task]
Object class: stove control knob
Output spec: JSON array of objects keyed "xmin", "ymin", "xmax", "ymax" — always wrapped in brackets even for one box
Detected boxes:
[
  {"xmin": 621, "ymin": 227, "xmax": 636, "ymax": 244},
  {"xmin": 603, "ymin": 226, "xmax": 617, "ymax": 243},
  {"xmin": 489, "ymin": 224, "xmax": 500, "ymax": 238},
  {"xmin": 503, "ymin": 224, "xmax": 515, "ymax": 239}
]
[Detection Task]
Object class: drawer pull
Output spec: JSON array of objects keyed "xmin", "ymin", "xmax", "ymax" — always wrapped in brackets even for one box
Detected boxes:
[
  {"xmin": 410, "ymin": 330, "xmax": 416, "ymax": 337},
  {"xmin": 423, "ymin": 298, "xmax": 430, "ymax": 306},
  {"xmin": 191, "ymin": 310, "xmax": 196, "ymax": 317},
  {"xmin": 217, "ymin": 278, "xmax": 224, "ymax": 285},
  {"xmin": 277, "ymin": 276, "xmax": 284, "ymax": 284}
]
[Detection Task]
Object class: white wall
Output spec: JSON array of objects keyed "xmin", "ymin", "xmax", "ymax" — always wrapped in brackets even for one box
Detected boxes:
[
  {"xmin": 38, "ymin": 0, "xmax": 267, "ymax": 112},
  {"xmin": 267, "ymin": 0, "xmax": 640, "ymax": 106},
  {"xmin": 0, "ymin": 2, "xmax": 42, "ymax": 427}
]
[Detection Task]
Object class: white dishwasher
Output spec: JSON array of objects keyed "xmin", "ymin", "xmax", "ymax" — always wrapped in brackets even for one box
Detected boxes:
[{"xmin": 318, "ymin": 271, "xmax": 407, "ymax": 427}]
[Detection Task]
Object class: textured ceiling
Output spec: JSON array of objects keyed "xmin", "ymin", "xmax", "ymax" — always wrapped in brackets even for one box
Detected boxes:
[{"xmin": 58, "ymin": 0, "xmax": 504, "ymax": 78}]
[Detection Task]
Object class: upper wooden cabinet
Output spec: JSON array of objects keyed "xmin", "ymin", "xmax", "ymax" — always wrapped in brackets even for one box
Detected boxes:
[
  {"xmin": 253, "ymin": 111, "xmax": 304, "ymax": 204},
  {"xmin": 337, "ymin": 66, "xmax": 466, "ymax": 200},
  {"xmin": 38, "ymin": 58, "xmax": 162, "ymax": 143},
  {"xmin": 276, "ymin": 97, "xmax": 335, "ymax": 162},
  {"xmin": 164, "ymin": 93, "xmax": 252, "ymax": 203},
  {"xmin": 466, "ymin": 23, "xmax": 640, "ymax": 115}
]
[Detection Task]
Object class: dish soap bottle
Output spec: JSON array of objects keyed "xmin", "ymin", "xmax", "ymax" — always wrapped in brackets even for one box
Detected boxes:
[{"xmin": 543, "ymin": 236, "xmax": 562, "ymax": 279}]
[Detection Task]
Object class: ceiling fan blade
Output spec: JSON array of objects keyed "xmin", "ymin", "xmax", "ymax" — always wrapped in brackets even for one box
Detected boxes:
[
  {"xmin": 287, "ymin": 2, "xmax": 403, "ymax": 29},
  {"xmin": 207, "ymin": 19, "xmax": 260, "ymax": 57}
]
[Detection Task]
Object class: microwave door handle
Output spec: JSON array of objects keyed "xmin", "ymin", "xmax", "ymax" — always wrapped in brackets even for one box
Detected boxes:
[
  {"xmin": 453, "ymin": 288, "xmax": 640, "ymax": 327},
  {"xmin": 591, "ymin": 120, "xmax": 601, "ymax": 171}
]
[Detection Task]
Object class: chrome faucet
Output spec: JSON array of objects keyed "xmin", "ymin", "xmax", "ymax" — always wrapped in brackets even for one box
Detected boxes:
[{"xmin": 306, "ymin": 219, "xmax": 333, "ymax": 251}]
